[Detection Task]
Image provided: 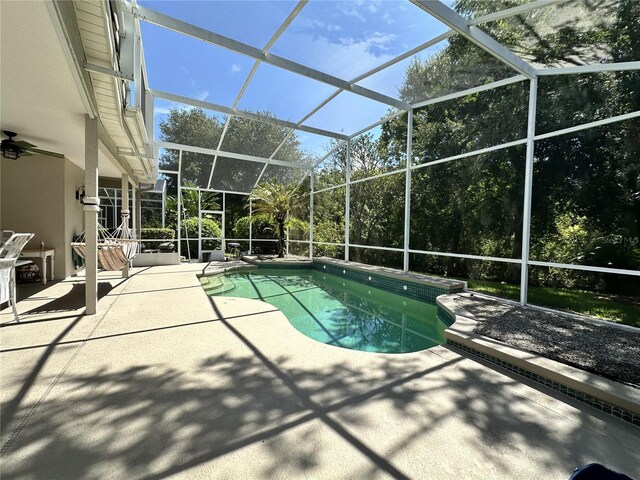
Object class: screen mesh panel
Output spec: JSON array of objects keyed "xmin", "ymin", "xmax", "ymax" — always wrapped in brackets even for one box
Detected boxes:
[{"xmin": 209, "ymin": 156, "xmax": 264, "ymax": 193}]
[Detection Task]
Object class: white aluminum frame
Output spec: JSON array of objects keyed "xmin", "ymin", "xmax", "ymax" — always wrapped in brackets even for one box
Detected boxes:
[
  {"xmin": 152, "ymin": 89, "xmax": 347, "ymax": 140},
  {"xmin": 135, "ymin": 4, "xmax": 411, "ymax": 110},
  {"xmin": 403, "ymin": 110, "xmax": 413, "ymax": 272},
  {"xmin": 306, "ymin": 67, "xmax": 640, "ymax": 308},
  {"xmin": 137, "ymin": 0, "xmax": 640, "ymax": 311},
  {"xmin": 520, "ymin": 77, "xmax": 538, "ymax": 304},
  {"xmin": 410, "ymin": 0, "xmax": 536, "ymax": 78},
  {"xmin": 206, "ymin": 1, "xmax": 308, "ymax": 189},
  {"xmin": 344, "ymin": 139, "xmax": 351, "ymax": 262},
  {"xmin": 158, "ymin": 141, "xmax": 313, "ymax": 170}
]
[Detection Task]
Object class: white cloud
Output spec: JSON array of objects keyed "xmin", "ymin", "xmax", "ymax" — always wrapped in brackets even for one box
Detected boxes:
[
  {"xmin": 296, "ymin": 16, "xmax": 342, "ymax": 32},
  {"xmin": 195, "ymin": 90, "xmax": 210, "ymax": 101},
  {"xmin": 340, "ymin": 6, "xmax": 366, "ymax": 22},
  {"xmin": 155, "ymin": 102, "xmax": 195, "ymax": 116},
  {"xmin": 231, "ymin": 63, "xmax": 242, "ymax": 73},
  {"xmin": 339, "ymin": 32, "xmax": 396, "ymax": 54},
  {"xmin": 342, "ymin": 0, "xmax": 382, "ymax": 18},
  {"xmin": 155, "ymin": 94, "xmax": 213, "ymax": 115},
  {"xmin": 278, "ymin": 31, "xmax": 397, "ymax": 80}
]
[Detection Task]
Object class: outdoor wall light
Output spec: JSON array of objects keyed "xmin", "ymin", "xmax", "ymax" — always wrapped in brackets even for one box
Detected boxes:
[{"xmin": 76, "ymin": 186, "xmax": 86, "ymax": 204}]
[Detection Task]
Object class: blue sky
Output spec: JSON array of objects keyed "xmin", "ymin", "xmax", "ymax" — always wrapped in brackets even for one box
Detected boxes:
[{"xmin": 141, "ymin": 0, "xmax": 450, "ymax": 159}]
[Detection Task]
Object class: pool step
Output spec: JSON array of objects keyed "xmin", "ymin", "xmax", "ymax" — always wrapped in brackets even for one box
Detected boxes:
[{"xmin": 200, "ymin": 275, "xmax": 236, "ymax": 295}]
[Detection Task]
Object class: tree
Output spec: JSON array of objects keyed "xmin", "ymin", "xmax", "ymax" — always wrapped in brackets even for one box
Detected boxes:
[
  {"xmin": 165, "ymin": 181, "xmax": 220, "ymax": 218},
  {"xmin": 182, "ymin": 217, "xmax": 222, "ymax": 258},
  {"xmin": 380, "ymin": 0, "xmax": 640, "ymax": 294},
  {"xmin": 156, "ymin": 107, "xmax": 313, "ymax": 257},
  {"xmin": 251, "ymin": 180, "xmax": 301, "ymax": 257},
  {"xmin": 158, "ymin": 108, "xmax": 308, "ymax": 192}
]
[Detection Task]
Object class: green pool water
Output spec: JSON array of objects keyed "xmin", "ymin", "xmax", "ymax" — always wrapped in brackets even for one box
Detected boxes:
[{"xmin": 202, "ymin": 268, "xmax": 447, "ymax": 353}]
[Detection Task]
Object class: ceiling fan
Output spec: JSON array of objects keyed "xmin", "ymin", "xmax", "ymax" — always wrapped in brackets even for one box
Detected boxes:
[{"xmin": 1, "ymin": 131, "xmax": 65, "ymax": 160}]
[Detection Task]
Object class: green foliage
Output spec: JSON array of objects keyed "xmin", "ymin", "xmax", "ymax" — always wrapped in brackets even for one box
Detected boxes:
[
  {"xmin": 165, "ymin": 180, "xmax": 219, "ymax": 224},
  {"xmin": 141, "ymin": 228, "xmax": 175, "ymax": 240},
  {"xmin": 385, "ymin": 0, "xmax": 640, "ymax": 305},
  {"xmin": 158, "ymin": 108, "xmax": 307, "ymax": 190},
  {"xmin": 182, "ymin": 217, "xmax": 222, "ymax": 253},
  {"xmin": 150, "ymin": 0, "xmax": 640, "ymax": 318},
  {"xmin": 251, "ymin": 180, "xmax": 302, "ymax": 257},
  {"xmin": 233, "ymin": 213, "xmax": 309, "ymax": 255},
  {"xmin": 182, "ymin": 217, "xmax": 221, "ymax": 239},
  {"xmin": 465, "ymin": 278, "xmax": 639, "ymax": 328},
  {"xmin": 234, "ymin": 213, "xmax": 277, "ymax": 240}
]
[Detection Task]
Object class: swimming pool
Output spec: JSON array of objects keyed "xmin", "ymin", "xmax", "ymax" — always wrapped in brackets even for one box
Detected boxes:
[{"xmin": 201, "ymin": 268, "xmax": 449, "ymax": 353}]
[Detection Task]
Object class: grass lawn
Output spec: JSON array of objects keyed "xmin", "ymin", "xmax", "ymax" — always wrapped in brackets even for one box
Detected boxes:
[{"xmin": 466, "ymin": 279, "xmax": 639, "ymax": 328}]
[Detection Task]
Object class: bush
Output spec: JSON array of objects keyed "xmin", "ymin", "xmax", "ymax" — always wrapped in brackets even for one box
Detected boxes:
[
  {"xmin": 141, "ymin": 228, "xmax": 175, "ymax": 240},
  {"xmin": 182, "ymin": 217, "xmax": 221, "ymax": 240},
  {"xmin": 181, "ymin": 217, "xmax": 222, "ymax": 258}
]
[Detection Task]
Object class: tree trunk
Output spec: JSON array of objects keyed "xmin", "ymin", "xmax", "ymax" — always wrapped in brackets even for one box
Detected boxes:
[{"xmin": 278, "ymin": 220, "xmax": 285, "ymax": 258}]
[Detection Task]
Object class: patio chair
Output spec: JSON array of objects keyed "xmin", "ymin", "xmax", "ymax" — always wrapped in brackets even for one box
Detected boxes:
[{"xmin": 0, "ymin": 232, "xmax": 35, "ymax": 322}]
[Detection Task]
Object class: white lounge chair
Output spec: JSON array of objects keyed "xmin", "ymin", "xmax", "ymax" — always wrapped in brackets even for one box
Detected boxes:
[{"xmin": 0, "ymin": 232, "xmax": 35, "ymax": 322}]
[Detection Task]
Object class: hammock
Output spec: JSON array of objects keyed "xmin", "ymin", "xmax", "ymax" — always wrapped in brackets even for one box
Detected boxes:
[{"xmin": 71, "ymin": 212, "xmax": 138, "ymax": 271}]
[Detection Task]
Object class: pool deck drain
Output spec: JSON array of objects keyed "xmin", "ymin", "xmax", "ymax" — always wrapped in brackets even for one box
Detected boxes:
[{"xmin": 1, "ymin": 263, "xmax": 638, "ymax": 479}]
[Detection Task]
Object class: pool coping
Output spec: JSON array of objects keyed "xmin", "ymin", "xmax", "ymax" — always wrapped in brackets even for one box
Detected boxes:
[
  {"xmin": 207, "ymin": 257, "xmax": 466, "ymax": 294},
  {"xmin": 200, "ymin": 261, "xmax": 639, "ymax": 425},
  {"xmin": 312, "ymin": 257, "xmax": 467, "ymax": 292},
  {"xmin": 437, "ymin": 293, "xmax": 640, "ymax": 425},
  {"xmin": 242, "ymin": 255, "xmax": 312, "ymax": 267}
]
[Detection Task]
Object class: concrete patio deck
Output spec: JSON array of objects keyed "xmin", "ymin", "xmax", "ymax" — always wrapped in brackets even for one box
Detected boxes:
[{"xmin": 1, "ymin": 263, "xmax": 638, "ymax": 479}]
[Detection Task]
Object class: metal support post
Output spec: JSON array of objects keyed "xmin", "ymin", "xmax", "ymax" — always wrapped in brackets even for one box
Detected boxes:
[
  {"xmin": 135, "ymin": 189, "xmax": 142, "ymax": 245},
  {"xmin": 113, "ymin": 189, "xmax": 118, "ymax": 227},
  {"xmin": 131, "ymin": 188, "xmax": 137, "ymax": 239},
  {"xmin": 309, "ymin": 171, "xmax": 314, "ymax": 259},
  {"xmin": 403, "ymin": 110, "xmax": 413, "ymax": 272},
  {"xmin": 345, "ymin": 140, "xmax": 351, "ymax": 262},
  {"xmin": 222, "ymin": 192, "xmax": 226, "ymax": 255},
  {"xmin": 198, "ymin": 191, "xmax": 202, "ymax": 261},
  {"xmin": 520, "ymin": 77, "xmax": 538, "ymax": 304},
  {"xmin": 121, "ymin": 173, "xmax": 130, "ymax": 278},
  {"xmin": 177, "ymin": 151, "xmax": 182, "ymax": 256},
  {"xmin": 161, "ymin": 184, "xmax": 166, "ymax": 228},
  {"xmin": 84, "ymin": 115, "xmax": 99, "ymax": 315}
]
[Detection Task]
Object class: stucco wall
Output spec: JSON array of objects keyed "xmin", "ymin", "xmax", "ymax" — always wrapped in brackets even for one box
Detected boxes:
[
  {"xmin": 64, "ymin": 160, "xmax": 85, "ymax": 277},
  {"xmin": 1, "ymin": 155, "xmax": 84, "ymax": 279}
]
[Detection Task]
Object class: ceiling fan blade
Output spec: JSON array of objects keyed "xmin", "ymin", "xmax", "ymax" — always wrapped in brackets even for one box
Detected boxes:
[
  {"xmin": 25, "ymin": 147, "xmax": 65, "ymax": 158},
  {"xmin": 20, "ymin": 150, "xmax": 34, "ymax": 157},
  {"xmin": 15, "ymin": 140, "xmax": 37, "ymax": 148}
]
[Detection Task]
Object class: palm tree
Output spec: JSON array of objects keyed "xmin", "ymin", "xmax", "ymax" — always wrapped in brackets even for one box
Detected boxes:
[
  {"xmin": 251, "ymin": 180, "xmax": 300, "ymax": 258},
  {"xmin": 165, "ymin": 180, "xmax": 220, "ymax": 227}
]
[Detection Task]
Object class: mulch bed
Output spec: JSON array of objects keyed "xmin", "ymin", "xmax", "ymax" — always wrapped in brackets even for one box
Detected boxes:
[{"xmin": 451, "ymin": 294, "xmax": 640, "ymax": 389}]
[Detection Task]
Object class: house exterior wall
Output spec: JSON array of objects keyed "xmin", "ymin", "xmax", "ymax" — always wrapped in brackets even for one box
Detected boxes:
[
  {"xmin": 1, "ymin": 155, "xmax": 84, "ymax": 279},
  {"xmin": 64, "ymin": 159, "xmax": 85, "ymax": 277}
]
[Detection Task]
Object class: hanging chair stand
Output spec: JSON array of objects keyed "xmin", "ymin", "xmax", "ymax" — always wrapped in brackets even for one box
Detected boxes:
[{"xmin": 71, "ymin": 210, "xmax": 139, "ymax": 271}]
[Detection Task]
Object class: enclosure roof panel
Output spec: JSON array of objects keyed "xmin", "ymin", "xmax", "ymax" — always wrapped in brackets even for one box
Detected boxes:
[
  {"xmin": 236, "ymin": 63, "xmax": 338, "ymax": 122},
  {"xmin": 141, "ymin": 22, "xmax": 255, "ymax": 107},
  {"xmin": 473, "ymin": 0, "xmax": 624, "ymax": 68},
  {"xmin": 138, "ymin": 0, "xmax": 299, "ymax": 49},
  {"xmin": 268, "ymin": 0, "xmax": 450, "ymax": 81},
  {"xmin": 140, "ymin": 0, "xmax": 638, "ymax": 191},
  {"xmin": 303, "ymin": 91, "xmax": 393, "ymax": 137}
]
